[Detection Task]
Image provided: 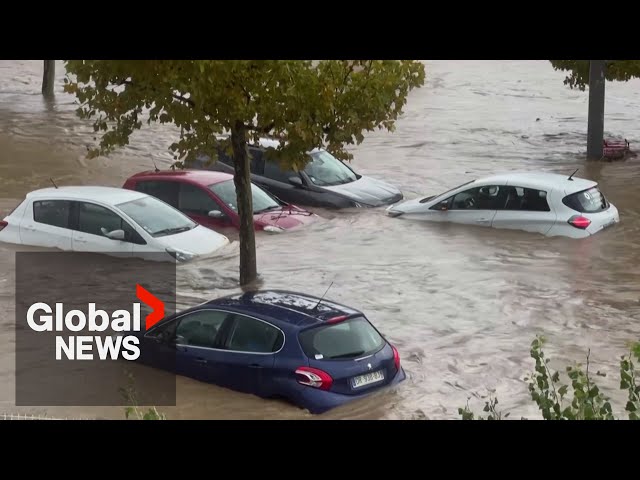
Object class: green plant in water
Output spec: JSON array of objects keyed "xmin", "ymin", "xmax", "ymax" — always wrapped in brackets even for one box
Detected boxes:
[
  {"xmin": 118, "ymin": 371, "xmax": 167, "ymax": 420},
  {"xmin": 460, "ymin": 336, "xmax": 640, "ymax": 420}
]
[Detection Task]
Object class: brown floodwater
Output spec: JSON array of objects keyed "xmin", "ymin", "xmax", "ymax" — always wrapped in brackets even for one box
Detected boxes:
[{"xmin": 0, "ymin": 60, "xmax": 639, "ymax": 420}]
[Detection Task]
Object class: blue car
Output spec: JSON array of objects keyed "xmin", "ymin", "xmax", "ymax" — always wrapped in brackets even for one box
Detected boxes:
[{"xmin": 136, "ymin": 290, "xmax": 406, "ymax": 414}]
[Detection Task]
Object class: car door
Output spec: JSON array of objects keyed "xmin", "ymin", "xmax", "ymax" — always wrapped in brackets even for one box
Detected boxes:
[
  {"xmin": 71, "ymin": 201, "xmax": 134, "ymax": 256},
  {"xmin": 490, "ymin": 185, "xmax": 556, "ymax": 235},
  {"xmin": 436, "ymin": 185, "xmax": 502, "ymax": 227},
  {"xmin": 21, "ymin": 199, "xmax": 74, "ymax": 250},
  {"xmin": 170, "ymin": 309, "xmax": 233, "ymax": 383},
  {"xmin": 177, "ymin": 182, "xmax": 234, "ymax": 230},
  {"xmin": 214, "ymin": 314, "xmax": 279, "ymax": 396}
]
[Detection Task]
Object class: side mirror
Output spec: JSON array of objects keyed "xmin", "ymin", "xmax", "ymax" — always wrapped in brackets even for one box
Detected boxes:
[
  {"xmin": 105, "ymin": 229, "xmax": 125, "ymax": 240},
  {"xmin": 208, "ymin": 210, "xmax": 225, "ymax": 219},
  {"xmin": 437, "ymin": 201, "xmax": 448, "ymax": 211},
  {"xmin": 288, "ymin": 176, "xmax": 303, "ymax": 187}
]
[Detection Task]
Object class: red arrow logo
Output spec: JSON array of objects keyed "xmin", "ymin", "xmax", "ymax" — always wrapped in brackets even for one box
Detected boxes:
[{"xmin": 136, "ymin": 284, "xmax": 165, "ymax": 330}]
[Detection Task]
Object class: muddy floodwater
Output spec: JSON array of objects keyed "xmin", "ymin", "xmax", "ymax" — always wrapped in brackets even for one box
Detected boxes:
[{"xmin": 1, "ymin": 60, "xmax": 639, "ymax": 420}]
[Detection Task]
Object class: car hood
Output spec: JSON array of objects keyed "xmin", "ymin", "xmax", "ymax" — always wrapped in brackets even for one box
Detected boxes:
[
  {"xmin": 322, "ymin": 175, "xmax": 402, "ymax": 207},
  {"xmin": 154, "ymin": 225, "xmax": 229, "ymax": 255},
  {"xmin": 254, "ymin": 206, "xmax": 318, "ymax": 229}
]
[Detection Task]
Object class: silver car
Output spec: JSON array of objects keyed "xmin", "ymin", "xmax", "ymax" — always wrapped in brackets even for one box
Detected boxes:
[{"xmin": 386, "ymin": 171, "xmax": 620, "ymax": 238}]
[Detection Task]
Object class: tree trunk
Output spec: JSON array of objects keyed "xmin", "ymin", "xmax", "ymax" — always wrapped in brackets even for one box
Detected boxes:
[
  {"xmin": 230, "ymin": 122, "xmax": 257, "ymax": 286},
  {"xmin": 42, "ymin": 60, "xmax": 55, "ymax": 97},
  {"xmin": 587, "ymin": 60, "xmax": 606, "ymax": 161}
]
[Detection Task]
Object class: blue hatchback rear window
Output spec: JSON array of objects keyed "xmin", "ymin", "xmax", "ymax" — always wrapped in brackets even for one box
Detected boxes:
[{"xmin": 298, "ymin": 317, "xmax": 385, "ymax": 360}]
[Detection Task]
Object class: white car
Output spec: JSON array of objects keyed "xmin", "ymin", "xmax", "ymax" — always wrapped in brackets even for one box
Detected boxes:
[
  {"xmin": 0, "ymin": 186, "xmax": 229, "ymax": 262},
  {"xmin": 386, "ymin": 171, "xmax": 620, "ymax": 238}
]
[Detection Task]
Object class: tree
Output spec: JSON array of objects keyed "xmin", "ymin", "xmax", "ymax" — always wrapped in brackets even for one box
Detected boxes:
[
  {"xmin": 550, "ymin": 61, "xmax": 640, "ymax": 160},
  {"xmin": 549, "ymin": 60, "xmax": 640, "ymax": 90},
  {"xmin": 42, "ymin": 60, "xmax": 55, "ymax": 97},
  {"xmin": 62, "ymin": 60, "xmax": 426, "ymax": 285}
]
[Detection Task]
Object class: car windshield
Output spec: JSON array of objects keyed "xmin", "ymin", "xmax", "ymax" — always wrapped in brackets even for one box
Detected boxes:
[
  {"xmin": 116, "ymin": 195, "xmax": 197, "ymax": 237},
  {"xmin": 298, "ymin": 316, "xmax": 385, "ymax": 360},
  {"xmin": 563, "ymin": 186, "xmax": 609, "ymax": 213},
  {"xmin": 304, "ymin": 150, "xmax": 358, "ymax": 187},
  {"xmin": 209, "ymin": 180, "xmax": 281, "ymax": 214}
]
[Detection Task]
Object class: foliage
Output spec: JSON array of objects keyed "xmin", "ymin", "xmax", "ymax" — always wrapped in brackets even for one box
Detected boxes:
[
  {"xmin": 550, "ymin": 60, "xmax": 640, "ymax": 90},
  {"xmin": 62, "ymin": 60, "xmax": 426, "ymax": 284},
  {"xmin": 458, "ymin": 392, "xmax": 509, "ymax": 420},
  {"xmin": 460, "ymin": 336, "xmax": 640, "ymax": 420},
  {"xmin": 118, "ymin": 371, "xmax": 167, "ymax": 420}
]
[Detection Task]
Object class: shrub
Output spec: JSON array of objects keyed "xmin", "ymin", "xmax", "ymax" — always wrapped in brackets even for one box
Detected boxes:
[{"xmin": 459, "ymin": 336, "xmax": 640, "ymax": 420}]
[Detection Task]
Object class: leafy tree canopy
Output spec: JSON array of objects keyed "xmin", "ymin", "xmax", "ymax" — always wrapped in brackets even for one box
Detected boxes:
[
  {"xmin": 63, "ymin": 60, "xmax": 426, "ymax": 170},
  {"xmin": 550, "ymin": 60, "xmax": 640, "ymax": 90}
]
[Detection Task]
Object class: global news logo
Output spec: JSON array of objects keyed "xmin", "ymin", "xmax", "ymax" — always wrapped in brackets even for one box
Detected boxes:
[{"xmin": 25, "ymin": 284, "xmax": 164, "ymax": 361}]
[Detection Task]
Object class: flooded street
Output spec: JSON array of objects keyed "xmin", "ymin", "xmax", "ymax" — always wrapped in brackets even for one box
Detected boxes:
[{"xmin": 1, "ymin": 60, "xmax": 639, "ymax": 419}]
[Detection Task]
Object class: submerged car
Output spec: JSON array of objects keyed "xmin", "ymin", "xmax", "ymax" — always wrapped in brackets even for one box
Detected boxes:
[
  {"xmin": 0, "ymin": 186, "xmax": 229, "ymax": 262},
  {"xmin": 123, "ymin": 169, "xmax": 318, "ymax": 233},
  {"xmin": 135, "ymin": 289, "xmax": 406, "ymax": 414},
  {"xmin": 189, "ymin": 137, "xmax": 403, "ymax": 209},
  {"xmin": 386, "ymin": 171, "xmax": 619, "ymax": 238}
]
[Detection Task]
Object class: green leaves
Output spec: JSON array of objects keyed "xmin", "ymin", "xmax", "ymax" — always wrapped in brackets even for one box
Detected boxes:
[
  {"xmin": 463, "ymin": 335, "xmax": 639, "ymax": 421},
  {"xmin": 550, "ymin": 60, "xmax": 640, "ymax": 90},
  {"xmin": 63, "ymin": 59, "xmax": 425, "ymax": 173}
]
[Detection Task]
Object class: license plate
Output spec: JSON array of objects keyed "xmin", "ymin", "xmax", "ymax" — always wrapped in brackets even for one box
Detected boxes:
[{"xmin": 351, "ymin": 370, "xmax": 385, "ymax": 389}]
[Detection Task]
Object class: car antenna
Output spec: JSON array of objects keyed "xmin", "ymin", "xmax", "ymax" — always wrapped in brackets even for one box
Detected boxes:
[
  {"xmin": 312, "ymin": 281, "xmax": 334, "ymax": 313},
  {"xmin": 49, "ymin": 178, "xmax": 58, "ymax": 189},
  {"xmin": 567, "ymin": 167, "xmax": 579, "ymax": 181},
  {"xmin": 151, "ymin": 158, "xmax": 160, "ymax": 173}
]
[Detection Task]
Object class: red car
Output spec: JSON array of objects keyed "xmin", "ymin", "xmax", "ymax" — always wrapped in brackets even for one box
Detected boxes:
[{"xmin": 122, "ymin": 170, "xmax": 318, "ymax": 232}]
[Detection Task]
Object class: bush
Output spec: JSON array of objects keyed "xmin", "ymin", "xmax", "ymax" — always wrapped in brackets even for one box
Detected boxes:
[
  {"xmin": 459, "ymin": 336, "xmax": 640, "ymax": 420},
  {"xmin": 118, "ymin": 371, "xmax": 167, "ymax": 420}
]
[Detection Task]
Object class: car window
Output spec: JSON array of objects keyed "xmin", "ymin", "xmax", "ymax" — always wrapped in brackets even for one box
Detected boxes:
[
  {"xmin": 298, "ymin": 316, "xmax": 385, "ymax": 360},
  {"xmin": 263, "ymin": 159, "xmax": 299, "ymax": 184},
  {"xmin": 502, "ymin": 186, "xmax": 550, "ymax": 212},
  {"xmin": 33, "ymin": 200, "xmax": 71, "ymax": 228},
  {"xmin": 450, "ymin": 187, "xmax": 482, "ymax": 209},
  {"xmin": 209, "ymin": 180, "xmax": 280, "ymax": 214},
  {"xmin": 226, "ymin": 315, "xmax": 283, "ymax": 353},
  {"xmin": 562, "ymin": 186, "xmax": 608, "ymax": 213},
  {"xmin": 77, "ymin": 202, "xmax": 124, "ymax": 236},
  {"xmin": 134, "ymin": 180, "xmax": 179, "ymax": 208},
  {"xmin": 179, "ymin": 183, "xmax": 219, "ymax": 216},
  {"xmin": 208, "ymin": 146, "xmax": 265, "ymax": 174},
  {"xmin": 175, "ymin": 310, "xmax": 228, "ymax": 348},
  {"xmin": 116, "ymin": 195, "xmax": 197, "ymax": 237},
  {"xmin": 304, "ymin": 150, "xmax": 357, "ymax": 186}
]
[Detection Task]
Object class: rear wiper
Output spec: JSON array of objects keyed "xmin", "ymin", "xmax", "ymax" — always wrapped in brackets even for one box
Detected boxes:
[
  {"xmin": 154, "ymin": 226, "xmax": 191, "ymax": 236},
  {"xmin": 330, "ymin": 350, "xmax": 365, "ymax": 359}
]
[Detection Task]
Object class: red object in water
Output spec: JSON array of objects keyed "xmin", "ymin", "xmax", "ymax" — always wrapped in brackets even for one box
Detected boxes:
[{"xmin": 603, "ymin": 138, "xmax": 630, "ymax": 160}]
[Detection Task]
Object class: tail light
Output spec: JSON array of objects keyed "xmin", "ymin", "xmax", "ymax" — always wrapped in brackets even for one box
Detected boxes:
[
  {"xmin": 0, "ymin": 221, "xmax": 7, "ymax": 232},
  {"xmin": 391, "ymin": 345, "xmax": 400, "ymax": 371},
  {"xmin": 295, "ymin": 367, "xmax": 333, "ymax": 391},
  {"xmin": 568, "ymin": 215, "xmax": 591, "ymax": 229}
]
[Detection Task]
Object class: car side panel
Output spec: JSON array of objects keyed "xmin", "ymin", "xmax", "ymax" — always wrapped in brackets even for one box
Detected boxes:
[{"xmin": 19, "ymin": 199, "xmax": 74, "ymax": 250}]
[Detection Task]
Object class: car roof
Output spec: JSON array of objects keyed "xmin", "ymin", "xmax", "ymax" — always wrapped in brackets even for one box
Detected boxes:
[
  {"xmin": 129, "ymin": 169, "xmax": 234, "ymax": 186},
  {"xmin": 203, "ymin": 289, "xmax": 364, "ymax": 328},
  {"xmin": 474, "ymin": 171, "xmax": 597, "ymax": 193},
  {"xmin": 25, "ymin": 186, "xmax": 147, "ymax": 205}
]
